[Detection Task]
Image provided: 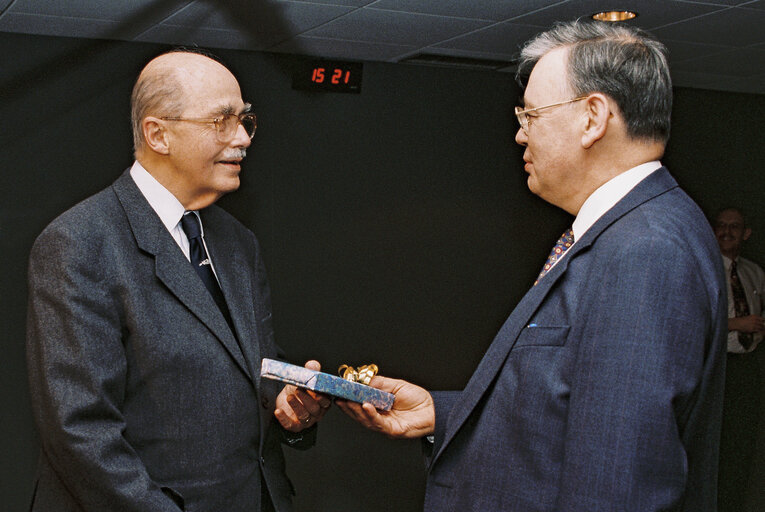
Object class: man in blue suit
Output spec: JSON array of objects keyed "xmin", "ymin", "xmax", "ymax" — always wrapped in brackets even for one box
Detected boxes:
[
  {"xmin": 338, "ymin": 21, "xmax": 727, "ymax": 511},
  {"xmin": 26, "ymin": 49, "xmax": 329, "ymax": 511}
]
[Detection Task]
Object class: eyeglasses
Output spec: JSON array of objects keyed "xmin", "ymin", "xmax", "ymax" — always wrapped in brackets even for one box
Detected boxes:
[
  {"xmin": 514, "ymin": 96, "xmax": 588, "ymax": 132},
  {"xmin": 160, "ymin": 112, "xmax": 257, "ymax": 142}
]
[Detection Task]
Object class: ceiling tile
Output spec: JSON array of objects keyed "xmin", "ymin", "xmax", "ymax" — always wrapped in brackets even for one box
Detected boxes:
[
  {"xmin": 304, "ymin": 8, "xmax": 491, "ymax": 46},
  {"xmin": 686, "ymin": 0, "xmax": 760, "ymax": 5},
  {"xmin": 408, "ymin": 46, "xmax": 522, "ymax": 64},
  {"xmin": 134, "ymin": 25, "xmax": 258, "ymax": 51},
  {"xmin": 162, "ymin": 1, "xmax": 353, "ymax": 32},
  {"xmin": 272, "ymin": 34, "xmax": 416, "ymax": 60},
  {"xmin": 0, "ymin": 0, "xmax": 763, "ymax": 95},
  {"xmin": 433, "ymin": 22, "xmax": 548, "ymax": 57},
  {"xmin": 652, "ymin": 5, "xmax": 765, "ymax": 47},
  {"xmin": 368, "ymin": 0, "xmax": 566, "ymax": 22},
  {"xmin": 287, "ymin": 0, "xmax": 375, "ymax": 5},
  {"xmin": 511, "ymin": 0, "xmax": 727, "ymax": 30},
  {"xmin": 729, "ymin": 0, "xmax": 765, "ymax": 7},
  {"xmin": 0, "ymin": 12, "xmax": 117, "ymax": 38},
  {"xmin": 144, "ymin": 0, "xmax": 355, "ymax": 49},
  {"xmin": 4, "ymin": 0, "xmax": 191, "ymax": 21}
]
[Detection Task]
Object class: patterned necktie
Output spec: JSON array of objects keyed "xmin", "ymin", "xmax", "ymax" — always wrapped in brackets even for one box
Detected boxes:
[
  {"xmin": 730, "ymin": 260, "xmax": 753, "ymax": 350},
  {"xmin": 180, "ymin": 212, "xmax": 235, "ymax": 333},
  {"xmin": 534, "ymin": 228, "xmax": 574, "ymax": 285}
]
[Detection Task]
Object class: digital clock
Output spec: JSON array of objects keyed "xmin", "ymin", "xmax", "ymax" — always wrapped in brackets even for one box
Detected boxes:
[{"xmin": 292, "ymin": 60, "xmax": 362, "ymax": 94}]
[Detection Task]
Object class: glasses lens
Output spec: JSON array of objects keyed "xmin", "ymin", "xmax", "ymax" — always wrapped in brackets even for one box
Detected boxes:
[
  {"xmin": 240, "ymin": 114, "xmax": 257, "ymax": 139},
  {"xmin": 514, "ymin": 107, "xmax": 527, "ymax": 130},
  {"xmin": 217, "ymin": 114, "xmax": 256, "ymax": 142}
]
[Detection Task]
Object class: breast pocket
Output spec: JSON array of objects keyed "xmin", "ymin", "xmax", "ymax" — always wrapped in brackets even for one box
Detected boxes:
[{"xmin": 514, "ymin": 325, "xmax": 570, "ymax": 348}]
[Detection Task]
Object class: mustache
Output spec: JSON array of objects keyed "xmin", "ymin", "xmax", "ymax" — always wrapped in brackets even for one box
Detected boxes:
[{"xmin": 222, "ymin": 148, "xmax": 247, "ymax": 160}]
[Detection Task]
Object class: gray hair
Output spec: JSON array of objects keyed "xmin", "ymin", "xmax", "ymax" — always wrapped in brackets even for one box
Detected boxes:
[
  {"xmin": 517, "ymin": 20, "xmax": 672, "ymax": 144},
  {"xmin": 130, "ymin": 66, "xmax": 184, "ymax": 154}
]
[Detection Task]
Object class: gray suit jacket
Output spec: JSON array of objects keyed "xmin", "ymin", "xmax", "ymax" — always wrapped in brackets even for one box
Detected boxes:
[
  {"xmin": 425, "ymin": 168, "xmax": 727, "ymax": 511},
  {"xmin": 26, "ymin": 170, "xmax": 311, "ymax": 511}
]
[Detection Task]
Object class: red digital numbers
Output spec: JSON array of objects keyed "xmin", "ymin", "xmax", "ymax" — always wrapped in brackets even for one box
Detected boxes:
[
  {"xmin": 312, "ymin": 67, "xmax": 351, "ymax": 85},
  {"xmin": 311, "ymin": 67, "xmax": 325, "ymax": 83},
  {"xmin": 298, "ymin": 62, "xmax": 361, "ymax": 93}
]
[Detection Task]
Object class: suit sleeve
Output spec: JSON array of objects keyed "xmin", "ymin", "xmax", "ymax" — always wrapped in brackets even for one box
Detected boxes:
[
  {"xmin": 26, "ymin": 225, "xmax": 183, "ymax": 511},
  {"xmin": 423, "ymin": 391, "xmax": 460, "ymax": 462},
  {"xmin": 556, "ymin": 233, "xmax": 725, "ymax": 510}
]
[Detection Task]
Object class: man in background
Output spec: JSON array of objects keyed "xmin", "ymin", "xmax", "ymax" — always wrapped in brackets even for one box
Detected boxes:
[
  {"xmin": 714, "ymin": 207, "xmax": 765, "ymax": 512},
  {"xmin": 339, "ymin": 20, "xmax": 727, "ymax": 511},
  {"xmin": 26, "ymin": 49, "xmax": 328, "ymax": 512}
]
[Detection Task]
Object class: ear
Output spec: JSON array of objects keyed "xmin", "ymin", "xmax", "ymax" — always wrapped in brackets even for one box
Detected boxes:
[
  {"xmin": 743, "ymin": 227, "xmax": 752, "ymax": 241},
  {"xmin": 580, "ymin": 93, "xmax": 610, "ymax": 149},
  {"xmin": 142, "ymin": 116, "xmax": 170, "ymax": 155}
]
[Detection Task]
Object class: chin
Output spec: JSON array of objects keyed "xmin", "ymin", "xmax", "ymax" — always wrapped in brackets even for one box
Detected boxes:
[{"xmin": 220, "ymin": 176, "xmax": 241, "ymax": 193}]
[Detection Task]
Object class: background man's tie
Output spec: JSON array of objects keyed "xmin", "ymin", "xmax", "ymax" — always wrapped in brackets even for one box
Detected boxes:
[
  {"xmin": 180, "ymin": 212, "xmax": 235, "ymax": 333},
  {"xmin": 730, "ymin": 260, "xmax": 753, "ymax": 350},
  {"xmin": 535, "ymin": 228, "xmax": 574, "ymax": 285}
]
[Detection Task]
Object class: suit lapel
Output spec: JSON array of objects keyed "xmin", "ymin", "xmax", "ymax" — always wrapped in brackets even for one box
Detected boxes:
[
  {"xmin": 432, "ymin": 167, "xmax": 679, "ymax": 465},
  {"xmin": 112, "ymin": 171, "xmax": 253, "ymax": 381},
  {"xmin": 201, "ymin": 210, "xmax": 262, "ymax": 383}
]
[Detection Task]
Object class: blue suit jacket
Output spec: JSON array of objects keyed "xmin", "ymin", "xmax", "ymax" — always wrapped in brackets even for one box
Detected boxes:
[
  {"xmin": 26, "ymin": 171, "xmax": 312, "ymax": 511},
  {"xmin": 425, "ymin": 168, "xmax": 727, "ymax": 512}
]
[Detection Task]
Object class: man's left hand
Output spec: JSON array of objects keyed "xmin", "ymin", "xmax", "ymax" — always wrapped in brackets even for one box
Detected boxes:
[{"xmin": 274, "ymin": 360, "xmax": 332, "ymax": 432}]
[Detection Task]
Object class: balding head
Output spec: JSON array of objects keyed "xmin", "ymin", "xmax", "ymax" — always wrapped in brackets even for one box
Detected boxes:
[{"xmin": 130, "ymin": 50, "xmax": 234, "ymax": 155}]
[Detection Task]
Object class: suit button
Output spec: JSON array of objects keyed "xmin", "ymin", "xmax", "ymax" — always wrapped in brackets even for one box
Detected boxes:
[
  {"xmin": 260, "ymin": 456, "xmax": 266, "ymax": 465},
  {"xmin": 261, "ymin": 397, "xmax": 270, "ymax": 408}
]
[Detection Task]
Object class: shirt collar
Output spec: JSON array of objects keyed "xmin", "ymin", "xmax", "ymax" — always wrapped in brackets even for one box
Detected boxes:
[
  {"xmin": 572, "ymin": 161, "xmax": 662, "ymax": 241},
  {"xmin": 721, "ymin": 254, "xmax": 739, "ymax": 271},
  {"xmin": 129, "ymin": 161, "xmax": 186, "ymax": 233}
]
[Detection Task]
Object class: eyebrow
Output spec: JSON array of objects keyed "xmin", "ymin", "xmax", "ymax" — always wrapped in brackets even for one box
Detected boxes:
[{"xmin": 214, "ymin": 102, "xmax": 252, "ymax": 116}]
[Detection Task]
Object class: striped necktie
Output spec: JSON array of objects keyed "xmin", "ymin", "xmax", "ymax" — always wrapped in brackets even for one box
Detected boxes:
[{"xmin": 730, "ymin": 260, "xmax": 753, "ymax": 350}]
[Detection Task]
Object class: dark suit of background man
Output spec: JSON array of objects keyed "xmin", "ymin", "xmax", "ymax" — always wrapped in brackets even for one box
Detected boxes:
[
  {"xmin": 713, "ymin": 207, "xmax": 765, "ymax": 512},
  {"xmin": 26, "ymin": 49, "xmax": 330, "ymax": 512},
  {"xmin": 339, "ymin": 20, "xmax": 727, "ymax": 511}
]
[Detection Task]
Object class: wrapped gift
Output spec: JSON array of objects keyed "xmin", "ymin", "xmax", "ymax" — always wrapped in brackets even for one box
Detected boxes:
[{"xmin": 260, "ymin": 358, "xmax": 395, "ymax": 411}]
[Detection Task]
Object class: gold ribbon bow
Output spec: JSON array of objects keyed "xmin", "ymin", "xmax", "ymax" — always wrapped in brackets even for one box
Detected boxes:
[{"xmin": 338, "ymin": 364, "xmax": 379, "ymax": 385}]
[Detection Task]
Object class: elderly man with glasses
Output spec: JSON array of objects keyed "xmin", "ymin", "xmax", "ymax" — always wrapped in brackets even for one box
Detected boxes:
[
  {"xmin": 26, "ymin": 49, "xmax": 329, "ymax": 512},
  {"xmin": 339, "ymin": 20, "xmax": 727, "ymax": 512}
]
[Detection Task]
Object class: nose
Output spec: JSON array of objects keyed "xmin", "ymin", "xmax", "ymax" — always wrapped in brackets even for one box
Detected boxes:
[
  {"xmin": 232, "ymin": 121, "xmax": 252, "ymax": 148},
  {"xmin": 515, "ymin": 126, "xmax": 528, "ymax": 146}
]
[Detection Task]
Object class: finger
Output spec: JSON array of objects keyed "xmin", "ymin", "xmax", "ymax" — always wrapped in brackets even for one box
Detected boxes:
[
  {"xmin": 304, "ymin": 359, "xmax": 321, "ymax": 372},
  {"xmin": 286, "ymin": 394, "xmax": 311, "ymax": 424},
  {"xmin": 336, "ymin": 400, "xmax": 370, "ymax": 424},
  {"xmin": 294, "ymin": 388, "xmax": 324, "ymax": 417},
  {"xmin": 305, "ymin": 390, "xmax": 332, "ymax": 409},
  {"xmin": 274, "ymin": 407, "xmax": 300, "ymax": 432}
]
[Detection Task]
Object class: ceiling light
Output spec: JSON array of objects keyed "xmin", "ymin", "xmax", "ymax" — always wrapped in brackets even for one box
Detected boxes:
[{"xmin": 592, "ymin": 11, "xmax": 638, "ymax": 22}]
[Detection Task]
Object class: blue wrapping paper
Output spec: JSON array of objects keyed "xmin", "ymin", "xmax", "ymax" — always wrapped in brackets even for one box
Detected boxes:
[{"xmin": 260, "ymin": 358, "xmax": 395, "ymax": 411}]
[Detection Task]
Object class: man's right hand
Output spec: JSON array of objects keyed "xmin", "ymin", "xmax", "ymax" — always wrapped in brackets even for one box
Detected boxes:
[
  {"xmin": 336, "ymin": 375, "xmax": 435, "ymax": 439},
  {"xmin": 729, "ymin": 314, "xmax": 765, "ymax": 334}
]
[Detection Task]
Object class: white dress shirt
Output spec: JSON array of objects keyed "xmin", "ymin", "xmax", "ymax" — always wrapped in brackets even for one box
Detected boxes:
[
  {"xmin": 129, "ymin": 162, "xmax": 217, "ymax": 281},
  {"xmin": 547, "ymin": 160, "xmax": 662, "ymax": 272},
  {"xmin": 722, "ymin": 254, "xmax": 765, "ymax": 353}
]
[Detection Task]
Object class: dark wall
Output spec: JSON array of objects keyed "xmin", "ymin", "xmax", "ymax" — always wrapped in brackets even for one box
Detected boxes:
[{"xmin": 2, "ymin": 31, "xmax": 764, "ymax": 511}]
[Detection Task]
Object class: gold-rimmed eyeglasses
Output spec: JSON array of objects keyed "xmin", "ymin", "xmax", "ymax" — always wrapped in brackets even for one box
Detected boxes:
[
  {"xmin": 160, "ymin": 112, "xmax": 257, "ymax": 143},
  {"xmin": 514, "ymin": 96, "xmax": 588, "ymax": 132}
]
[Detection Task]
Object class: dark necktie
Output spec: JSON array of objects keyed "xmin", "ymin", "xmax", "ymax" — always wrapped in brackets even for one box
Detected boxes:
[
  {"xmin": 730, "ymin": 260, "xmax": 753, "ymax": 350},
  {"xmin": 180, "ymin": 212, "xmax": 235, "ymax": 333},
  {"xmin": 535, "ymin": 228, "xmax": 574, "ymax": 285}
]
